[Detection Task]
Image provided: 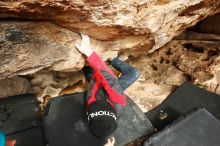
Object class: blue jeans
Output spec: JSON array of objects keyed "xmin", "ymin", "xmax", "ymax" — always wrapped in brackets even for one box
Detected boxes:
[{"xmin": 82, "ymin": 58, "xmax": 140, "ymax": 91}]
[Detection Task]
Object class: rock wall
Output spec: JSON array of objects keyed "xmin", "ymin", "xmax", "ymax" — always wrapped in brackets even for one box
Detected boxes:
[
  {"xmin": 126, "ymin": 38, "xmax": 220, "ymax": 112},
  {"xmin": 0, "ymin": 21, "xmax": 85, "ymax": 79},
  {"xmin": 0, "ymin": 0, "xmax": 220, "ymax": 51},
  {"xmin": 0, "ymin": 0, "xmax": 220, "ymax": 111},
  {"xmin": 0, "ymin": 21, "xmax": 151, "ymax": 79},
  {"xmin": 0, "ymin": 77, "xmax": 29, "ymax": 98}
]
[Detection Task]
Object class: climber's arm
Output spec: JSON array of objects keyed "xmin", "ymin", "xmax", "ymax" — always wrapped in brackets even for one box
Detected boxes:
[
  {"xmin": 75, "ymin": 34, "xmax": 93, "ymax": 57},
  {"xmin": 86, "ymin": 52, "xmax": 115, "ymax": 76},
  {"xmin": 75, "ymin": 33, "xmax": 139, "ymax": 89},
  {"xmin": 75, "ymin": 34, "xmax": 115, "ymax": 76}
]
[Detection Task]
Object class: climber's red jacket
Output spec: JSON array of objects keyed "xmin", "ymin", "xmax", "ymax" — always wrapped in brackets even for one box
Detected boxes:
[{"xmin": 86, "ymin": 52, "xmax": 126, "ymax": 108}]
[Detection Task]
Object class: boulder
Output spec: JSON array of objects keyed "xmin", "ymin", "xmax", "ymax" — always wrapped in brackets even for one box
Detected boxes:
[
  {"xmin": 0, "ymin": 0, "xmax": 219, "ymax": 52},
  {"xmin": 0, "ymin": 21, "xmax": 85, "ymax": 79},
  {"xmin": 125, "ymin": 39, "xmax": 220, "ymax": 112},
  {"xmin": 0, "ymin": 21, "xmax": 151, "ymax": 79},
  {"xmin": 0, "ymin": 77, "xmax": 30, "ymax": 98},
  {"xmin": 0, "ymin": 0, "xmax": 220, "ymax": 112}
]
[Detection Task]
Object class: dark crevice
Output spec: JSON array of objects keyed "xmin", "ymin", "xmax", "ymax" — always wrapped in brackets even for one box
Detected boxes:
[{"xmin": 183, "ymin": 43, "xmax": 204, "ymax": 53}]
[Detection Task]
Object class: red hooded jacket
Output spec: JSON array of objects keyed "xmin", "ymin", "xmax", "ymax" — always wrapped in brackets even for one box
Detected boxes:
[{"xmin": 86, "ymin": 52, "xmax": 126, "ymax": 107}]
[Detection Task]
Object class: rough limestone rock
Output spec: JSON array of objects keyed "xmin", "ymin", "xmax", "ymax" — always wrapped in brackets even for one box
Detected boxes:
[
  {"xmin": 0, "ymin": 1, "xmax": 219, "ymax": 80},
  {"xmin": 0, "ymin": 21, "xmax": 85, "ymax": 79},
  {"xmin": 125, "ymin": 37, "xmax": 220, "ymax": 112},
  {"xmin": 0, "ymin": 77, "xmax": 30, "ymax": 98},
  {"xmin": 0, "ymin": 0, "xmax": 220, "ymax": 113},
  {"xmin": 28, "ymin": 71, "xmax": 86, "ymax": 101},
  {"xmin": 23, "ymin": 31, "xmax": 219, "ymax": 112},
  {"xmin": 0, "ymin": 21, "xmax": 152, "ymax": 79},
  {"xmin": 0, "ymin": 0, "xmax": 220, "ymax": 52}
]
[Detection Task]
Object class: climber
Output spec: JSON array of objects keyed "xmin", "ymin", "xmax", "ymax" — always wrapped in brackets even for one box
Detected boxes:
[{"xmin": 75, "ymin": 34, "xmax": 140, "ymax": 140}]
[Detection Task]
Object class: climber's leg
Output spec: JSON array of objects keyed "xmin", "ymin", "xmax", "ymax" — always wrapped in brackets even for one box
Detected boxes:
[{"xmin": 111, "ymin": 58, "xmax": 140, "ymax": 91}]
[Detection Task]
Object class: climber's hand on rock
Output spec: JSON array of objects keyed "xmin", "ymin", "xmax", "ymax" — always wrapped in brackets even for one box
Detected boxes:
[
  {"xmin": 75, "ymin": 34, "xmax": 93, "ymax": 57},
  {"xmin": 104, "ymin": 137, "xmax": 115, "ymax": 146}
]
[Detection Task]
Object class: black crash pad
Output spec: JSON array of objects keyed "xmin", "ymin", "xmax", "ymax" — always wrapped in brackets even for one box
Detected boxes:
[
  {"xmin": 0, "ymin": 94, "xmax": 41, "ymax": 135},
  {"xmin": 144, "ymin": 108, "xmax": 220, "ymax": 146},
  {"xmin": 7, "ymin": 126, "xmax": 43, "ymax": 146},
  {"xmin": 43, "ymin": 92, "xmax": 154, "ymax": 146},
  {"xmin": 146, "ymin": 81, "xmax": 220, "ymax": 129},
  {"xmin": 0, "ymin": 94, "xmax": 43, "ymax": 146}
]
